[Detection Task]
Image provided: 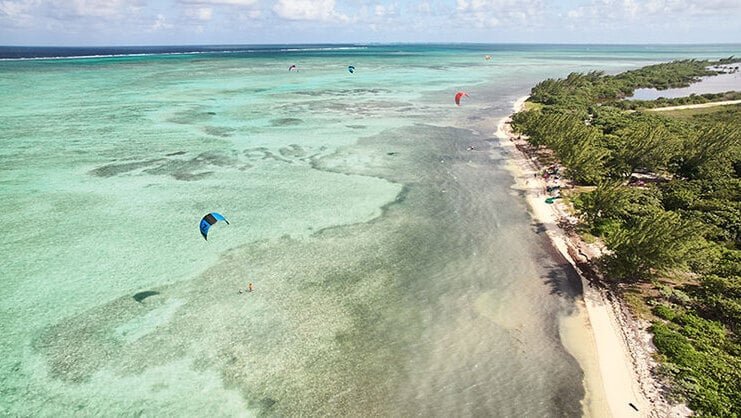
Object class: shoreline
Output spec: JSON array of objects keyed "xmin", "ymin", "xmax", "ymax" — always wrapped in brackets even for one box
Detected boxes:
[{"xmin": 493, "ymin": 96, "xmax": 685, "ymax": 418}]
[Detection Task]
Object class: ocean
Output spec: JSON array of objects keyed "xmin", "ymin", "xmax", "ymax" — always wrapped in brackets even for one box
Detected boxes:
[{"xmin": 1, "ymin": 44, "xmax": 739, "ymax": 416}]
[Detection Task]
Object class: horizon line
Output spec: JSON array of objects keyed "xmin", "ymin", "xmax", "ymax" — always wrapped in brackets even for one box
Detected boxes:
[{"xmin": 2, "ymin": 41, "xmax": 741, "ymax": 48}]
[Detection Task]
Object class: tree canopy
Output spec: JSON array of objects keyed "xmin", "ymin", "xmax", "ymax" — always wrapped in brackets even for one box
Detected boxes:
[{"xmin": 513, "ymin": 57, "xmax": 741, "ymax": 416}]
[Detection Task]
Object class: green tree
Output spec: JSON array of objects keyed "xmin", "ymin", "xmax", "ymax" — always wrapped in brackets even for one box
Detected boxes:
[
  {"xmin": 677, "ymin": 124, "xmax": 741, "ymax": 179},
  {"xmin": 689, "ymin": 274, "xmax": 741, "ymax": 335},
  {"xmin": 558, "ymin": 129, "xmax": 609, "ymax": 184},
  {"xmin": 613, "ymin": 123, "xmax": 678, "ymax": 175},
  {"xmin": 603, "ymin": 211, "xmax": 704, "ymax": 281},
  {"xmin": 573, "ymin": 181, "xmax": 630, "ymax": 225}
]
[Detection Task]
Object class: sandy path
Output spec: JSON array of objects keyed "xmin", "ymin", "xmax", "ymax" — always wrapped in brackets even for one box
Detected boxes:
[{"xmin": 647, "ymin": 99, "xmax": 741, "ymax": 112}]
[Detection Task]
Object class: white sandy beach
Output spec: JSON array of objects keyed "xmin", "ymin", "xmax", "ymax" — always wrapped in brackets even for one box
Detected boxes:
[{"xmin": 494, "ymin": 96, "xmax": 686, "ymax": 418}]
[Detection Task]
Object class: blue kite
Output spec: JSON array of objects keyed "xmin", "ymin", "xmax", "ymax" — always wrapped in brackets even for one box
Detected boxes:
[
  {"xmin": 199, "ymin": 212, "xmax": 229, "ymax": 240},
  {"xmin": 348, "ymin": 65, "xmax": 355, "ymax": 74}
]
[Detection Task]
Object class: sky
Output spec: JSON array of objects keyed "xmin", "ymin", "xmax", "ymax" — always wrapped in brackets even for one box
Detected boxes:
[{"xmin": 1, "ymin": 0, "xmax": 740, "ymax": 46}]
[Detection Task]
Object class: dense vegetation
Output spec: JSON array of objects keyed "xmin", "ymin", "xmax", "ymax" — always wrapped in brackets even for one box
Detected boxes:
[
  {"xmin": 525, "ymin": 59, "xmax": 719, "ymax": 113},
  {"xmin": 512, "ymin": 58, "xmax": 741, "ymax": 416}
]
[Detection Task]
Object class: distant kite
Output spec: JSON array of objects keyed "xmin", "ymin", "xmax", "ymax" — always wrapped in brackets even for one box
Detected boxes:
[
  {"xmin": 348, "ymin": 65, "xmax": 356, "ymax": 74},
  {"xmin": 199, "ymin": 212, "xmax": 229, "ymax": 240},
  {"xmin": 289, "ymin": 65, "xmax": 297, "ymax": 71},
  {"xmin": 455, "ymin": 91, "xmax": 469, "ymax": 106}
]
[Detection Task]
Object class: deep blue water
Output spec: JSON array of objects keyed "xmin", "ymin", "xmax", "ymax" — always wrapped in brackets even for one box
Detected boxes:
[{"xmin": 2, "ymin": 43, "xmax": 740, "ymax": 60}]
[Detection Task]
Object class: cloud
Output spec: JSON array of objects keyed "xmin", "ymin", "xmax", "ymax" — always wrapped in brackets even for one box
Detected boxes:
[
  {"xmin": 567, "ymin": 0, "xmax": 741, "ymax": 23},
  {"xmin": 272, "ymin": 0, "xmax": 349, "ymax": 22},
  {"xmin": 150, "ymin": 14, "xmax": 173, "ymax": 31},
  {"xmin": 675, "ymin": 0, "xmax": 741, "ymax": 15},
  {"xmin": 416, "ymin": 1, "xmax": 431, "ymax": 13},
  {"xmin": 374, "ymin": 3, "xmax": 397, "ymax": 17},
  {"xmin": 178, "ymin": 0, "xmax": 258, "ymax": 6},
  {"xmin": 0, "ymin": 0, "xmax": 38, "ymax": 28},
  {"xmin": 64, "ymin": 0, "xmax": 137, "ymax": 18},
  {"xmin": 186, "ymin": 6, "xmax": 212, "ymax": 20},
  {"xmin": 176, "ymin": 0, "xmax": 262, "ymax": 27},
  {"xmin": 411, "ymin": 0, "xmax": 452, "ymax": 18},
  {"xmin": 177, "ymin": 0, "xmax": 258, "ymax": 22},
  {"xmin": 566, "ymin": 8, "xmax": 582, "ymax": 19},
  {"xmin": 1, "ymin": 0, "xmax": 140, "ymax": 22},
  {"xmin": 0, "ymin": 0, "xmax": 34, "ymax": 21},
  {"xmin": 455, "ymin": 0, "xmax": 544, "ymax": 28},
  {"xmin": 0, "ymin": 0, "xmax": 148, "ymax": 33},
  {"xmin": 1, "ymin": 0, "xmax": 739, "ymax": 44},
  {"xmin": 0, "ymin": 0, "xmax": 32, "ymax": 17}
]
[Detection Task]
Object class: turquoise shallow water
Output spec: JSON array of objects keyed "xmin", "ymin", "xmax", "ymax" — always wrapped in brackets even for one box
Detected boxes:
[{"xmin": 1, "ymin": 44, "xmax": 740, "ymax": 416}]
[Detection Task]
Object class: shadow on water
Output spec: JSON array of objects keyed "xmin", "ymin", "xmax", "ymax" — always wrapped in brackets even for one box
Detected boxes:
[
  {"xmin": 544, "ymin": 267, "xmax": 583, "ymax": 301},
  {"xmin": 258, "ymin": 397, "xmax": 277, "ymax": 416},
  {"xmin": 132, "ymin": 291, "xmax": 160, "ymax": 303},
  {"xmin": 531, "ymin": 221, "xmax": 547, "ymax": 235},
  {"xmin": 88, "ymin": 151, "xmax": 248, "ymax": 181},
  {"xmin": 529, "ymin": 219, "xmax": 584, "ymax": 302}
]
